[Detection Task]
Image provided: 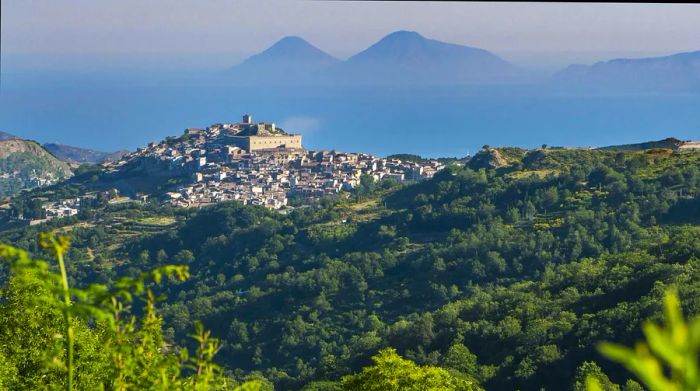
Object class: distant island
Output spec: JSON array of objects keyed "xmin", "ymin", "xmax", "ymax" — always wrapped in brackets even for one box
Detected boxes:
[
  {"xmin": 555, "ymin": 50, "xmax": 700, "ymax": 92},
  {"xmin": 227, "ymin": 30, "xmax": 530, "ymax": 85},
  {"xmin": 225, "ymin": 30, "xmax": 700, "ymax": 92}
]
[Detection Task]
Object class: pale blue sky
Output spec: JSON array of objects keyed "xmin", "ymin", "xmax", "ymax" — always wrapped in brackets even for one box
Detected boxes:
[{"xmin": 2, "ymin": 0, "xmax": 700, "ymax": 71}]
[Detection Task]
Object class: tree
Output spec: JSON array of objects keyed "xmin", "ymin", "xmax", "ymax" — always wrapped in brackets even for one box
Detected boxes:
[
  {"xmin": 156, "ymin": 249, "xmax": 169, "ymax": 263},
  {"xmin": 442, "ymin": 343, "xmax": 478, "ymax": 376},
  {"xmin": 574, "ymin": 361, "xmax": 619, "ymax": 391},
  {"xmin": 174, "ymin": 249, "xmax": 195, "ymax": 264},
  {"xmin": 542, "ymin": 187, "xmax": 559, "ymax": 209},
  {"xmin": 340, "ymin": 348, "xmax": 480, "ymax": 391},
  {"xmin": 524, "ymin": 200, "xmax": 537, "ymax": 220},
  {"xmin": 622, "ymin": 380, "xmax": 645, "ymax": 391}
]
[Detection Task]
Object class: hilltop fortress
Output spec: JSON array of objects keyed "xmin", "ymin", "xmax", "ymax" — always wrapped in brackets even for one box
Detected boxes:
[{"xmin": 195, "ymin": 114, "xmax": 303, "ymax": 152}]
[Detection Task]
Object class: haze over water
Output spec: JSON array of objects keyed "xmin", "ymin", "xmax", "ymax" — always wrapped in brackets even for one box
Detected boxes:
[{"xmin": 1, "ymin": 70, "xmax": 699, "ymax": 157}]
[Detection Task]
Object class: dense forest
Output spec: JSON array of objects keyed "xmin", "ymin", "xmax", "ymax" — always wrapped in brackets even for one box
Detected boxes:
[{"xmin": 2, "ymin": 147, "xmax": 700, "ymax": 389}]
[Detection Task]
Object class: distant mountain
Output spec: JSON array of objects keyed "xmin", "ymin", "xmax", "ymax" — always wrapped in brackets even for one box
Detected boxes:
[
  {"xmin": 226, "ymin": 36, "xmax": 339, "ymax": 84},
  {"xmin": 226, "ymin": 33, "xmax": 700, "ymax": 90},
  {"xmin": 326, "ymin": 31, "xmax": 527, "ymax": 85},
  {"xmin": 225, "ymin": 31, "xmax": 530, "ymax": 86},
  {"xmin": 554, "ymin": 50, "xmax": 700, "ymax": 92},
  {"xmin": 0, "ymin": 131, "xmax": 20, "ymax": 141},
  {"xmin": 43, "ymin": 143, "xmax": 128, "ymax": 165},
  {"xmin": 0, "ymin": 139, "xmax": 73, "ymax": 196},
  {"xmin": 598, "ymin": 137, "xmax": 700, "ymax": 151}
]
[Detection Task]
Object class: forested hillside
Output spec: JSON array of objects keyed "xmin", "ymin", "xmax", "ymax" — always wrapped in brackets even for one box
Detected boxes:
[{"xmin": 2, "ymin": 147, "xmax": 700, "ymax": 389}]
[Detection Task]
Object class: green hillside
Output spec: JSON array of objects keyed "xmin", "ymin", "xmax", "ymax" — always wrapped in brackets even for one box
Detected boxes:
[
  {"xmin": 597, "ymin": 137, "xmax": 693, "ymax": 151},
  {"xmin": 1, "ymin": 147, "xmax": 700, "ymax": 389},
  {"xmin": 0, "ymin": 139, "xmax": 73, "ymax": 196}
]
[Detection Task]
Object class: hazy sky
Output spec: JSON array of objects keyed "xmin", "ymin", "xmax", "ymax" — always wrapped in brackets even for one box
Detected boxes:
[{"xmin": 2, "ymin": 0, "xmax": 700, "ymax": 70}]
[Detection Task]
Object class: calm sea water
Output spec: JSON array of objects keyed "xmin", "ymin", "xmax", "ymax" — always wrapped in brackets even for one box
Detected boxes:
[{"xmin": 1, "ymin": 71, "xmax": 699, "ymax": 157}]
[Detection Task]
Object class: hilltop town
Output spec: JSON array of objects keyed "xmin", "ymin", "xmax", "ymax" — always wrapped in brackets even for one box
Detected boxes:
[
  {"xmin": 6, "ymin": 116, "xmax": 700, "ymax": 226},
  {"xmin": 67, "ymin": 115, "xmax": 444, "ymax": 212}
]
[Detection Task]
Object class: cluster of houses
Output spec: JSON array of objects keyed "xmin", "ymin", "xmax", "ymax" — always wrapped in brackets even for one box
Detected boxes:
[
  {"xmin": 101, "ymin": 115, "xmax": 445, "ymax": 210},
  {"xmin": 22, "ymin": 198, "xmax": 81, "ymax": 226},
  {"xmin": 44, "ymin": 199, "xmax": 80, "ymax": 219},
  {"xmin": 0, "ymin": 169, "xmax": 59, "ymax": 188}
]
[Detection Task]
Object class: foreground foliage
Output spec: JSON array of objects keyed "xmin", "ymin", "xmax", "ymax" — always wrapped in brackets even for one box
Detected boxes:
[
  {"xmin": 0, "ymin": 233, "xmax": 262, "ymax": 390},
  {"xmin": 589, "ymin": 289, "xmax": 700, "ymax": 391}
]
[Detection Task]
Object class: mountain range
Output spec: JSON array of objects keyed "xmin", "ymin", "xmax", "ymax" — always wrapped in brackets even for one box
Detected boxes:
[
  {"xmin": 227, "ymin": 31, "xmax": 529, "ymax": 85},
  {"xmin": 43, "ymin": 143, "xmax": 128, "ymax": 165},
  {"xmin": 226, "ymin": 30, "xmax": 700, "ymax": 91},
  {"xmin": 555, "ymin": 50, "xmax": 700, "ymax": 92},
  {"xmin": 323, "ymin": 30, "xmax": 527, "ymax": 85}
]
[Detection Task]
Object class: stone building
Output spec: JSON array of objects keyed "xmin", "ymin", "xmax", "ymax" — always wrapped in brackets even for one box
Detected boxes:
[
  {"xmin": 229, "ymin": 134, "xmax": 303, "ymax": 151},
  {"xmin": 223, "ymin": 115, "xmax": 303, "ymax": 152}
]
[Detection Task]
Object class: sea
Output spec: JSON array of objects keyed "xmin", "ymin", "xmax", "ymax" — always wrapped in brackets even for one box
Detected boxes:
[{"xmin": 1, "ymin": 70, "xmax": 699, "ymax": 158}]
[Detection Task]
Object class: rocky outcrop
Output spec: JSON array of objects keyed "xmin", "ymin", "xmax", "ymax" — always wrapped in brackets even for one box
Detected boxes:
[{"xmin": 467, "ymin": 148, "xmax": 509, "ymax": 169}]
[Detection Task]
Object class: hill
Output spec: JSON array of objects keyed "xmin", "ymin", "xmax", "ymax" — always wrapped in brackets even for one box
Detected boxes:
[
  {"xmin": 43, "ymin": 143, "xmax": 128, "ymax": 164},
  {"xmin": 226, "ymin": 36, "xmax": 339, "ymax": 84},
  {"xmin": 3, "ymin": 146, "xmax": 700, "ymax": 389},
  {"xmin": 0, "ymin": 139, "xmax": 73, "ymax": 196},
  {"xmin": 554, "ymin": 50, "xmax": 700, "ymax": 92},
  {"xmin": 466, "ymin": 147, "xmax": 526, "ymax": 169},
  {"xmin": 597, "ymin": 137, "xmax": 700, "ymax": 151}
]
